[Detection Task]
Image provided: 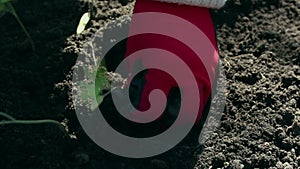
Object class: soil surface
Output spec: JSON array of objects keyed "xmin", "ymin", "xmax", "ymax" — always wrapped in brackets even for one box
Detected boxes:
[{"xmin": 0, "ymin": 0, "xmax": 299, "ymax": 169}]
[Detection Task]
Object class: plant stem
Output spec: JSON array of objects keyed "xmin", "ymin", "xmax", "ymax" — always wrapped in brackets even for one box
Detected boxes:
[
  {"xmin": 0, "ymin": 112, "xmax": 69, "ymax": 138},
  {"xmin": 7, "ymin": 3, "xmax": 35, "ymax": 51},
  {"xmin": 0, "ymin": 119, "xmax": 69, "ymax": 138},
  {"xmin": 0, "ymin": 119, "xmax": 62, "ymax": 126},
  {"xmin": 0, "ymin": 112, "xmax": 16, "ymax": 120}
]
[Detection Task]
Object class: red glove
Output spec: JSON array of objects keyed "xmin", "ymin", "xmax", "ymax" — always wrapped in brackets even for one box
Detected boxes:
[{"xmin": 124, "ymin": 0, "xmax": 220, "ymax": 124}]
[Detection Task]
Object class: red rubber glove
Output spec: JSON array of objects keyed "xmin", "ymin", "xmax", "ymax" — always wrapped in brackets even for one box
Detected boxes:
[{"xmin": 124, "ymin": 0, "xmax": 220, "ymax": 124}]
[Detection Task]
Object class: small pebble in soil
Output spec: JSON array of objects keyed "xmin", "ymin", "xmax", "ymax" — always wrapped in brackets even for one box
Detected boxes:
[
  {"xmin": 280, "ymin": 137, "xmax": 294, "ymax": 151},
  {"xmin": 282, "ymin": 155, "xmax": 294, "ymax": 163},
  {"xmin": 232, "ymin": 159, "xmax": 244, "ymax": 169},
  {"xmin": 282, "ymin": 162, "xmax": 293, "ymax": 169},
  {"xmin": 250, "ymin": 154, "xmax": 259, "ymax": 165},
  {"xmin": 275, "ymin": 127, "xmax": 286, "ymax": 140},
  {"xmin": 275, "ymin": 114, "xmax": 284, "ymax": 124},
  {"xmin": 276, "ymin": 161, "xmax": 283, "ymax": 168}
]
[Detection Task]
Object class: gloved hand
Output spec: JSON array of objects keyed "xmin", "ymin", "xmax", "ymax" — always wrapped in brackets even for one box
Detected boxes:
[{"xmin": 124, "ymin": 0, "xmax": 222, "ymax": 125}]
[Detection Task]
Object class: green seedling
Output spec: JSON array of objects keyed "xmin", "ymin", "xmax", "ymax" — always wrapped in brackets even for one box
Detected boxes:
[
  {"xmin": 76, "ymin": 12, "xmax": 90, "ymax": 34},
  {"xmin": 76, "ymin": 0, "xmax": 94, "ymax": 34},
  {"xmin": 77, "ymin": 65, "xmax": 111, "ymax": 110},
  {"xmin": 76, "ymin": 0, "xmax": 113, "ymax": 109},
  {"xmin": 0, "ymin": 112, "xmax": 69, "ymax": 138},
  {"xmin": 0, "ymin": 0, "xmax": 35, "ymax": 51}
]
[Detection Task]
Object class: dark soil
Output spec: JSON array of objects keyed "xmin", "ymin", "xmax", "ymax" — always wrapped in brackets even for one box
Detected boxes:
[{"xmin": 0, "ymin": 0, "xmax": 299, "ymax": 169}]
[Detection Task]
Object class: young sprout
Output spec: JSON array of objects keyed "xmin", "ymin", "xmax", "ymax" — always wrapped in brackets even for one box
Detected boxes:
[
  {"xmin": 76, "ymin": 12, "xmax": 91, "ymax": 34},
  {"xmin": 77, "ymin": 66, "xmax": 111, "ymax": 110},
  {"xmin": 76, "ymin": 0, "xmax": 94, "ymax": 34},
  {"xmin": 0, "ymin": 0, "xmax": 35, "ymax": 51}
]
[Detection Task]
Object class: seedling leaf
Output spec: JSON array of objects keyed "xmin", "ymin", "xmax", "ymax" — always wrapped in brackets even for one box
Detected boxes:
[
  {"xmin": 78, "ymin": 66, "xmax": 110, "ymax": 110},
  {"xmin": 76, "ymin": 12, "xmax": 90, "ymax": 34},
  {"xmin": 0, "ymin": 0, "xmax": 10, "ymax": 17}
]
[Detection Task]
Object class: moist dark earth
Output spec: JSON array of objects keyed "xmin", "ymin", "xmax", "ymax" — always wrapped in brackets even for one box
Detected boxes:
[{"xmin": 0, "ymin": 0, "xmax": 299, "ymax": 168}]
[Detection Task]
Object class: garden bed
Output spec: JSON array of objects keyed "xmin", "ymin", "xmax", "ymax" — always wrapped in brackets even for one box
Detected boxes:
[{"xmin": 0, "ymin": 0, "xmax": 299, "ymax": 168}]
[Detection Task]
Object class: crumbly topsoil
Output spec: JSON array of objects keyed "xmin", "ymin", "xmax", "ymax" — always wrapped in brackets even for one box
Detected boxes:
[{"xmin": 0, "ymin": 0, "xmax": 299, "ymax": 169}]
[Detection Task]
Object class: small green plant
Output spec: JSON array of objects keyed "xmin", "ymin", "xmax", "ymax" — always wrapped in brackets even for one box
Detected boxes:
[
  {"xmin": 0, "ymin": 112, "xmax": 69, "ymax": 138},
  {"xmin": 76, "ymin": 0, "xmax": 94, "ymax": 34},
  {"xmin": 77, "ymin": 65, "xmax": 111, "ymax": 110},
  {"xmin": 0, "ymin": 0, "xmax": 35, "ymax": 51},
  {"xmin": 76, "ymin": 12, "xmax": 91, "ymax": 34},
  {"xmin": 76, "ymin": 0, "xmax": 117, "ymax": 109}
]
